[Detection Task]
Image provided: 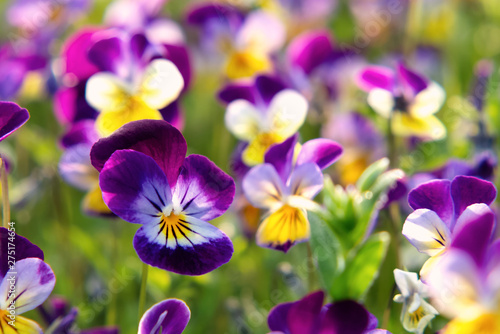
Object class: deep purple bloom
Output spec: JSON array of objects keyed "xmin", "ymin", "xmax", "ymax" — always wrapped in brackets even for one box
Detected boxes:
[
  {"xmin": 91, "ymin": 120, "xmax": 235, "ymax": 275},
  {"xmin": 138, "ymin": 299, "xmax": 190, "ymax": 334},
  {"xmin": 267, "ymin": 291, "xmax": 390, "ymax": 334},
  {"xmin": 0, "ymin": 101, "xmax": 30, "ymax": 142}
]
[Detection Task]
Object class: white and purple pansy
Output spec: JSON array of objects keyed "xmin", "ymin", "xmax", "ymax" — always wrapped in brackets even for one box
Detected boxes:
[
  {"xmin": 242, "ymin": 134, "xmax": 342, "ymax": 252},
  {"xmin": 0, "ymin": 227, "xmax": 56, "ymax": 333},
  {"xmin": 138, "ymin": 298, "xmax": 190, "ymax": 334},
  {"xmin": 267, "ymin": 290, "xmax": 391, "ymax": 334},
  {"xmin": 403, "ymin": 175, "xmax": 497, "ymax": 276},
  {"xmin": 0, "ymin": 101, "xmax": 30, "ymax": 143},
  {"xmin": 90, "ymin": 120, "xmax": 235, "ymax": 276}
]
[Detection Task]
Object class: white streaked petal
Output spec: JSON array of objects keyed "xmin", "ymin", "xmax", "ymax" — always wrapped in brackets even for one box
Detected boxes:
[
  {"xmin": 242, "ymin": 164, "xmax": 285, "ymax": 210},
  {"xmin": 266, "ymin": 89, "xmax": 307, "ymax": 138},
  {"xmin": 85, "ymin": 73, "xmax": 131, "ymax": 111},
  {"xmin": 409, "ymin": 82, "xmax": 446, "ymax": 118},
  {"xmin": 225, "ymin": 100, "xmax": 263, "ymax": 141},
  {"xmin": 403, "ymin": 209, "xmax": 451, "ymax": 256},
  {"xmin": 367, "ymin": 88, "xmax": 394, "ymax": 118},
  {"xmin": 394, "ymin": 269, "xmax": 419, "ymax": 298},
  {"xmin": 287, "ymin": 162, "xmax": 324, "ymax": 200},
  {"xmin": 138, "ymin": 59, "xmax": 184, "ymax": 109}
]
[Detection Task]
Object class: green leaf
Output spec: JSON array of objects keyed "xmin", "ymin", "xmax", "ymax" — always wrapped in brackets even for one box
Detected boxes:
[
  {"xmin": 330, "ymin": 232, "xmax": 390, "ymax": 301},
  {"xmin": 356, "ymin": 158, "xmax": 390, "ymax": 192},
  {"xmin": 309, "ymin": 212, "xmax": 344, "ymax": 290}
]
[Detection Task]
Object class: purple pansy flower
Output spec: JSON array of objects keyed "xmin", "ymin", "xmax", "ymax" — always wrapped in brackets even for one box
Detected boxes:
[
  {"xmin": 267, "ymin": 291, "xmax": 391, "ymax": 334},
  {"xmin": 243, "ymin": 134, "xmax": 342, "ymax": 252},
  {"xmin": 138, "ymin": 299, "xmax": 190, "ymax": 334},
  {"xmin": 0, "ymin": 101, "xmax": 30, "ymax": 142},
  {"xmin": 0, "ymin": 227, "xmax": 56, "ymax": 333},
  {"xmin": 403, "ymin": 175, "xmax": 497, "ymax": 277},
  {"xmin": 90, "ymin": 120, "xmax": 235, "ymax": 275}
]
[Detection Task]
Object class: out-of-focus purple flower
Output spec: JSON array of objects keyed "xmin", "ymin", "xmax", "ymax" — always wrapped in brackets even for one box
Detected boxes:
[
  {"xmin": 243, "ymin": 135, "xmax": 342, "ymax": 252},
  {"xmin": 403, "ymin": 176, "xmax": 496, "ymax": 277},
  {"xmin": 91, "ymin": 120, "xmax": 235, "ymax": 275},
  {"xmin": 267, "ymin": 290, "xmax": 391, "ymax": 334},
  {"xmin": 358, "ymin": 63, "xmax": 446, "ymax": 140},
  {"xmin": 0, "ymin": 227, "xmax": 56, "ymax": 333},
  {"xmin": 0, "ymin": 101, "xmax": 30, "ymax": 142},
  {"xmin": 138, "ymin": 299, "xmax": 190, "ymax": 334},
  {"xmin": 187, "ymin": 3, "xmax": 285, "ymax": 79}
]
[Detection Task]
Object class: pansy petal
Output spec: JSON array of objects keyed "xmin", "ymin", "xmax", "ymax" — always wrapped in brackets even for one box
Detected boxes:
[
  {"xmin": 319, "ymin": 300, "xmax": 370, "ymax": 334},
  {"xmin": 256, "ymin": 205, "xmax": 310, "ymax": 252},
  {"xmin": 236, "ymin": 11, "xmax": 285, "ymax": 53},
  {"xmin": 90, "ymin": 120, "xmax": 187, "ymax": 187},
  {"xmin": 243, "ymin": 164, "xmax": 285, "ymax": 210},
  {"xmin": 287, "ymin": 291, "xmax": 324, "ymax": 334},
  {"xmin": 397, "ymin": 63, "xmax": 428, "ymax": 95},
  {"xmin": 450, "ymin": 175, "xmax": 496, "ymax": 219},
  {"xmin": 58, "ymin": 143, "xmax": 96, "ymax": 191},
  {"xmin": 296, "ymin": 139, "xmax": 343, "ymax": 170},
  {"xmin": 288, "ymin": 163, "xmax": 324, "ymax": 200},
  {"xmin": 255, "ymin": 75, "xmax": 287, "ymax": 106},
  {"xmin": 82, "ymin": 184, "xmax": 114, "ymax": 217},
  {"xmin": 0, "ymin": 314, "xmax": 42, "ymax": 334},
  {"xmin": 393, "ymin": 269, "xmax": 419, "ymax": 297},
  {"xmin": 138, "ymin": 59, "xmax": 184, "ymax": 109},
  {"xmin": 61, "ymin": 28, "xmax": 100, "ymax": 80},
  {"xmin": 0, "ymin": 228, "xmax": 44, "ymax": 279},
  {"xmin": 0, "ymin": 101, "xmax": 29, "ymax": 142},
  {"xmin": 409, "ymin": 82, "xmax": 445, "ymax": 118},
  {"xmin": 218, "ymin": 82, "xmax": 256, "ymax": 105},
  {"xmin": 133, "ymin": 215, "xmax": 233, "ymax": 275},
  {"xmin": 225, "ymin": 99, "xmax": 262, "ymax": 141},
  {"xmin": 391, "ymin": 113, "xmax": 446, "ymax": 140},
  {"xmin": 85, "ymin": 73, "xmax": 131, "ymax": 111},
  {"xmin": 173, "ymin": 155, "xmax": 235, "ymax": 221},
  {"xmin": 87, "ymin": 36, "xmax": 124, "ymax": 74},
  {"xmin": 408, "ymin": 179, "xmax": 453, "ymax": 225},
  {"xmin": 99, "ymin": 150, "xmax": 171, "ymax": 224},
  {"xmin": 0, "ymin": 258, "xmax": 55, "ymax": 314},
  {"xmin": 287, "ymin": 30, "xmax": 334, "ymax": 75},
  {"xmin": 60, "ymin": 120, "xmax": 99, "ymax": 148},
  {"xmin": 267, "ymin": 90, "xmax": 308, "ymax": 139},
  {"xmin": 402, "ymin": 209, "xmax": 451, "ymax": 256},
  {"xmin": 138, "ymin": 299, "xmax": 190, "ymax": 334},
  {"xmin": 451, "ymin": 203, "xmax": 495, "ymax": 266},
  {"xmin": 366, "ymin": 88, "xmax": 394, "ymax": 118},
  {"xmin": 357, "ymin": 66, "xmax": 395, "ymax": 92},
  {"xmin": 264, "ymin": 135, "xmax": 297, "ymax": 184},
  {"xmin": 268, "ymin": 302, "xmax": 293, "ymax": 333}
]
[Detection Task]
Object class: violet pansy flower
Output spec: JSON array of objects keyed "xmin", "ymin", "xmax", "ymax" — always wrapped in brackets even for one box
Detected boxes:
[
  {"xmin": 267, "ymin": 291, "xmax": 390, "ymax": 334},
  {"xmin": 243, "ymin": 135, "xmax": 342, "ymax": 252},
  {"xmin": 403, "ymin": 175, "xmax": 496, "ymax": 277},
  {"xmin": 138, "ymin": 299, "xmax": 190, "ymax": 334},
  {"xmin": 91, "ymin": 120, "xmax": 235, "ymax": 275},
  {"xmin": 358, "ymin": 63, "xmax": 446, "ymax": 140},
  {"xmin": 0, "ymin": 227, "xmax": 56, "ymax": 333},
  {"xmin": 0, "ymin": 101, "xmax": 30, "ymax": 143}
]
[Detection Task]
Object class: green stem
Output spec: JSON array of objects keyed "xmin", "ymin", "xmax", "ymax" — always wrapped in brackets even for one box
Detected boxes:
[
  {"xmin": 138, "ymin": 262, "xmax": 149, "ymax": 320},
  {"xmin": 387, "ymin": 115, "xmax": 396, "ymax": 168},
  {"xmin": 0, "ymin": 157, "xmax": 10, "ymax": 228},
  {"xmin": 306, "ymin": 242, "xmax": 316, "ymax": 292}
]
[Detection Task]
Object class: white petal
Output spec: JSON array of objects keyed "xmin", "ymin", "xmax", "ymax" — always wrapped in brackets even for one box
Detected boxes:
[
  {"xmin": 242, "ymin": 164, "xmax": 285, "ymax": 210},
  {"xmin": 367, "ymin": 88, "xmax": 394, "ymax": 118},
  {"xmin": 236, "ymin": 11, "xmax": 285, "ymax": 53},
  {"xmin": 403, "ymin": 209, "xmax": 451, "ymax": 256},
  {"xmin": 288, "ymin": 163, "xmax": 324, "ymax": 200},
  {"xmin": 138, "ymin": 59, "xmax": 184, "ymax": 109},
  {"xmin": 409, "ymin": 82, "xmax": 446, "ymax": 118},
  {"xmin": 85, "ymin": 73, "xmax": 131, "ymax": 111},
  {"xmin": 394, "ymin": 269, "xmax": 419, "ymax": 298},
  {"xmin": 225, "ymin": 100, "xmax": 263, "ymax": 141},
  {"xmin": 453, "ymin": 203, "xmax": 494, "ymax": 234},
  {"xmin": 266, "ymin": 90, "xmax": 308, "ymax": 138}
]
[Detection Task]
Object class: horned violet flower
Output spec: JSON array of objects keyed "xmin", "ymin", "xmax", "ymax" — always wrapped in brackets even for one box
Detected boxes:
[
  {"xmin": 91, "ymin": 120, "xmax": 235, "ymax": 275},
  {"xmin": 243, "ymin": 134, "xmax": 342, "ymax": 252},
  {"xmin": 0, "ymin": 101, "xmax": 30, "ymax": 142},
  {"xmin": 139, "ymin": 299, "xmax": 190, "ymax": 334}
]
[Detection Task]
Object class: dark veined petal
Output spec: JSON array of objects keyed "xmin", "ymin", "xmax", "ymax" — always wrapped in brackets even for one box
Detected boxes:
[
  {"xmin": 91, "ymin": 119, "xmax": 187, "ymax": 187},
  {"xmin": 0, "ymin": 101, "xmax": 29, "ymax": 142},
  {"xmin": 133, "ymin": 214, "xmax": 233, "ymax": 275},
  {"xmin": 138, "ymin": 299, "xmax": 191, "ymax": 334},
  {"xmin": 0, "ymin": 227, "xmax": 44, "ymax": 279},
  {"xmin": 450, "ymin": 175, "xmax": 496, "ymax": 221},
  {"xmin": 99, "ymin": 149, "xmax": 172, "ymax": 225},
  {"xmin": 172, "ymin": 155, "xmax": 235, "ymax": 221}
]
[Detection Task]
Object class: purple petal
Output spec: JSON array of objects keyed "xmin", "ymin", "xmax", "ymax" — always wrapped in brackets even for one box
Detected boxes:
[
  {"xmin": 288, "ymin": 163, "xmax": 324, "ymax": 199},
  {"xmin": 139, "ymin": 299, "xmax": 190, "ymax": 334},
  {"xmin": 186, "ymin": 3, "xmax": 243, "ymax": 27},
  {"xmin": 218, "ymin": 82, "xmax": 256, "ymax": 105},
  {"xmin": 296, "ymin": 139, "xmax": 343, "ymax": 170},
  {"xmin": 133, "ymin": 215, "xmax": 233, "ymax": 275},
  {"xmin": 61, "ymin": 28, "xmax": 100, "ymax": 80},
  {"xmin": 287, "ymin": 291, "xmax": 324, "ymax": 333},
  {"xmin": 255, "ymin": 75, "xmax": 288, "ymax": 106},
  {"xmin": 451, "ymin": 203, "xmax": 495, "ymax": 266},
  {"xmin": 450, "ymin": 175, "xmax": 496, "ymax": 219},
  {"xmin": 319, "ymin": 300, "xmax": 370, "ymax": 334},
  {"xmin": 0, "ymin": 227, "xmax": 44, "ymax": 279},
  {"xmin": 159, "ymin": 99, "xmax": 184, "ymax": 130},
  {"xmin": 54, "ymin": 81, "xmax": 98, "ymax": 126},
  {"xmin": 0, "ymin": 59, "xmax": 26, "ymax": 100},
  {"xmin": 268, "ymin": 302, "xmax": 293, "ymax": 333},
  {"xmin": 162, "ymin": 44, "xmax": 192, "ymax": 91},
  {"xmin": 0, "ymin": 101, "xmax": 29, "ymax": 142},
  {"xmin": 60, "ymin": 120, "xmax": 99, "ymax": 148},
  {"xmin": 357, "ymin": 66, "xmax": 395, "ymax": 92},
  {"xmin": 408, "ymin": 179, "xmax": 453, "ymax": 226},
  {"xmin": 87, "ymin": 36, "xmax": 124, "ymax": 74},
  {"xmin": 90, "ymin": 120, "xmax": 187, "ymax": 187},
  {"xmin": 99, "ymin": 149, "xmax": 172, "ymax": 224},
  {"xmin": 130, "ymin": 33, "xmax": 149, "ymax": 64},
  {"xmin": 287, "ymin": 30, "xmax": 334, "ymax": 75},
  {"xmin": 397, "ymin": 63, "xmax": 428, "ymax": 95},
  {"xmin": 58, "ymin": 143, "xmax": 95, "ymax": 191},
  {"xmin": 173, "ymin": 155, "xmax": 235, "ymax": 221},
  {"xmin": 264, "ymin": 135, "xmax": 297, "ymax": 184}
]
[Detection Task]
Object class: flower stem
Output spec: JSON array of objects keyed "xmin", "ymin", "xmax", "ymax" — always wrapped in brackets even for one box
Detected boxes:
[
  {"xmin": 306, "ymin": 241, "xmax": 317, "ymax": 292},
  {"xmin": 0, "ymin": 157, "xmax": 10, "ymax": 228},
  {"xmin": 138, "ymin": 262, "xmax": 149, "ymax": 321}
]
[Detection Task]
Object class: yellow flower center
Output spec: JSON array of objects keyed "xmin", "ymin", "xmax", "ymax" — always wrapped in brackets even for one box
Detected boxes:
[
  {"xmin": 444, "ymin": 312, "xmax": 500, "ymax": 334},
  {"xmin": 160, "ymin": 212, "xmax": 192, "ymax": 241},
  {"xmin": 242, "ymin": 132, "xmax": 283, "ymax": 166}
]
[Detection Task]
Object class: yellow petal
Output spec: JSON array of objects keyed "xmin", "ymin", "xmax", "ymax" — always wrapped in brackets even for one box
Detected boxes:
[
  {"xmin": 0, "ymin": 311, "xmax": 42, "ymax": 334},
  {"xmin": 391, "ymin": 113, "xmax": 446, "ymax": 140},
  {"xmin": 242, "ymin": 132, "xmax": 284, "ymax": 166},
  {"xmin": 95, "ymin": 97, "xmax": 163, "ymax": 137},
  {"xmin": 225, "ymin": 50, "xmax": 272, "ymax": 79},
  {"xmin": 256, "ymin": 205, "xmax": 310, "ymax": 251},
  {"xmin": 443, "ymin": 312, "xmax": 500, "ymax": 334},
  {"xmin": 83, "ymin": 184, "xmax": 113, "ymax": 216}
]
